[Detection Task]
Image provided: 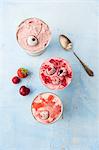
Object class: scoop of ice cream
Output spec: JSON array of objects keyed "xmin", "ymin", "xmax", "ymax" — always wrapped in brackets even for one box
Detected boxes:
[
  {"xmin": 16, "ymin": 18, "xmax": 51, "ymax": 55},
  {"xmin": 31, "ymin": 92, "xmax": 63, "ymax": 124},
  {"xmin": 46, "ymin": 65, "xmax": 56, "ymax": 75},
  {"xmin": 40, "ymin": 58, "xmax": 73, "ymax": 90},
  {"xmin": 39, "ymin": 110, "xmax": 49, "ymax": 120}
]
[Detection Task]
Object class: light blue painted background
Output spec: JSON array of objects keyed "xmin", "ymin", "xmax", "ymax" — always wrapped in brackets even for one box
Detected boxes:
[{"xmin": 0, "ymin": 0, "xmax": 99, "ymax": 150}]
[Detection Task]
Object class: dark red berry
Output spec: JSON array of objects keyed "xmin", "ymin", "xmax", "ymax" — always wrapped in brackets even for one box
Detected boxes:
[
  {"xmin": 19, "ymin": 86, "xmax": 30, "ymax": 96},
  {"xmin": 12, "ymin": 76, "xmax": 20, "ymax": 84}
]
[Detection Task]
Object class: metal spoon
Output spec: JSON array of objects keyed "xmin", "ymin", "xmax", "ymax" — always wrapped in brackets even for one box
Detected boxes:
[{"xmin": 59, "ymin": 34, "xmax": 94, "ymax": 77}]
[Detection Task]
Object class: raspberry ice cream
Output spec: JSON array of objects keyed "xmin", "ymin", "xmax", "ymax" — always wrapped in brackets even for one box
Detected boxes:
[
  {"xmin": 16, "ymin": 18, "xmax": 51, "ymax": 56},
  {"xmin": 40, "ymin": 57, "xmax": 73, "ymax": 90},
  {"xmin": 31, "ymin": 92, "xmax": 63, "ymax": 124}
]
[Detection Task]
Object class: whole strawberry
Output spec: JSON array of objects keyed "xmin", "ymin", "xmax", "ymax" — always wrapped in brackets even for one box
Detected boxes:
[{"xmin": 17, "ymin": 68, "xmax": 28, "ymax": 78}]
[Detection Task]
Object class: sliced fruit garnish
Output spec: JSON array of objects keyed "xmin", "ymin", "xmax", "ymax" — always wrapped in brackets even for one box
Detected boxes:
[
  {"xmin": 48, "ymin": 95, "xmax": 54, "ymax": 102},
  {"xmin": 61, "ymin": 77, "xmax": 67, "ymax": 87},
  {"xmin": 41, "ymin": 73, "xmax": 52, "ymax": 84},
  {"xmin": 32, "ymin": 102, "xmax": 45, "ymax": 111}
]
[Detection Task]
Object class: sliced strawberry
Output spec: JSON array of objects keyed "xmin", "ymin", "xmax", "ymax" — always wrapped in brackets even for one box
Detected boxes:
[
  {"xmin": 49, "ymin": 59, "xmax": 55, "ymax": 64},
  {"xmin": 62, "ymin": 63, "xmax": 66, "ymax": 67},
  {"xmin": 47, "ymin": 95, "xmax": 55, "ymax": 106},
  {"xmin": 32, "ymin": 102, "xmax": 45, "ymax": 111},
  {"xmin": 61, "ymin": 77, "xmax": 67, "ymax": 87},
  {"xmin": 48, "ymin": 67, "xmax": 52, "ymax": 71},
  {"xmin": 67, "ymin": 71, "xmax": 72, "ymax": 78},
  {"xmin": 49, "ymin": 59, "xmax": 59, "ymax": 66},
  {"xmin": 41, "ymin": 73, "xmax": 52, "ymax": 84},
  {"xmin": 55, "ymin": 60, "xmax": 59, "ymax": 66},
  {"xmin": 48, "ymin": 95, "xmax": 54, "ymax": 102}
]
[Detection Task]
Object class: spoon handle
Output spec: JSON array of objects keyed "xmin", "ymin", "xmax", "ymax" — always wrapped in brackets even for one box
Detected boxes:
[{"xmin": 73, "ymin": 51, "xmax": 94, "ymax": 76}]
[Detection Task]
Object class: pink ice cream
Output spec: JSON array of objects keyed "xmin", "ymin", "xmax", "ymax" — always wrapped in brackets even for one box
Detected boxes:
[
  {"xmin": 16, "ymin": 18, "xmax": 51, "ymax": 56},
  {"xmin": 31, "ymin": 92, "xmax": 63, "ymax": 124},
  {"xmin": 40, "ymin": 57, "xmax": 73, "ymax": 90}
]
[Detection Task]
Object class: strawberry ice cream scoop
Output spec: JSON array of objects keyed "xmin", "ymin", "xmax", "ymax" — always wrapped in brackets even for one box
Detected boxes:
[
  {"xmin": 16, "ymin": 18, "xmax": 51, "ymax": 56},
  {"xmin": 31, "ymin": 92, "xmax": 63, "ymax": 124},
  {"xmin": 40, "ymin": 57, "xmax": 73, "ymax": 90}
]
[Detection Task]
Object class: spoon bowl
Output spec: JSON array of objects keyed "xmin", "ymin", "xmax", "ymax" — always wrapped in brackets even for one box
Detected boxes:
[
  {"xmin": 59, "ymin": 35, "xmax": 72, "ymax": 50},
  {"xmin": 59, "ymin": 34, "xmax": 94, "ymax": 77}
]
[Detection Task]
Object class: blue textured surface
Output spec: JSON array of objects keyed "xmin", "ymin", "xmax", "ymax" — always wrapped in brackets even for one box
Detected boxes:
[{"xmin": 0, "ymin": 0, "xmax": 99, "ymax": 150}]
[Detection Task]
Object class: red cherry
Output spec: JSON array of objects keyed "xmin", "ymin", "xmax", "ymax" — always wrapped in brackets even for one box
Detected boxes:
[
  {"xmin": 19, "ymin": 86, "xmax": 30, "ymax": 96},
  {"xmin": 12, "ymin": 76, "xmax": 20, "ymax": 84}
]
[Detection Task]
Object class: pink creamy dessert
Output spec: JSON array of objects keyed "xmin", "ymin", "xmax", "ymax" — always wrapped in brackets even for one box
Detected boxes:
[
  {"xmin": 31, "ymin": 92, "xmax": 63, "ymax": 124},
  {"xmin": 40, "ymin": 57, "xmax": 73, "ymax": 90},
  {"xmin": 16, "ymin": 18, "xmax": 51, "ymax": 56}
]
